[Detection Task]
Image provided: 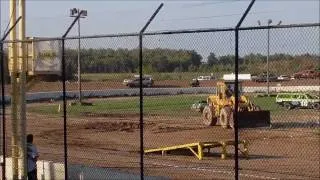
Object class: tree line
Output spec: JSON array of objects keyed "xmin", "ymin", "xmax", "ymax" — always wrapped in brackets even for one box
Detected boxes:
[
  {"xmin": 65, "ymin": 48, "xmax": 203, "ymax": 74},
  {"xmin": 65, "ymin": 48, "xmax": 319, "ymax": 75},
  {"xmin": 1, "ymin": 48, "xmax": 319, "ymax": 80}
]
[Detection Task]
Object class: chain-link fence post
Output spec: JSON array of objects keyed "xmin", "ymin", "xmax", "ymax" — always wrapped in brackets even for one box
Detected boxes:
[
  {"xmin": 139, "ymin": 4, "xmax": 164, "ymax": 179},
  {"xmin": 0, "ymin": 41, "xmax": 6, "ymax": 180},
  {"xmin": 138, "ymin": 33, "xmax": 144, "ymax": 179},
  {"xmin": 62, "ymin": 12, "xmax": 84, "ymax": 180},
  {"xmin": 61, "ymin": 37, "xmax": 69, "ymax": 180},
  {"xmin": 234, "ymin": 0, "xmax": 256, "ymax": 179}
]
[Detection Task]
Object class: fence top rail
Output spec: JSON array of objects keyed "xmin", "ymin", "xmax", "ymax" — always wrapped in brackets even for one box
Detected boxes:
[
  {"xmin": 143, "ymin": 22, "xmax": 320, "ymax": 35},
  {"xmin": 2, "ymin": 22, "xmax": 319, "ymax": 43}
]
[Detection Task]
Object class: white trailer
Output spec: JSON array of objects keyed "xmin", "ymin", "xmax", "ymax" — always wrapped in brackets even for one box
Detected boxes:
[{"xmin": 223, "ymin": 73, "xmax": 251, "ymax": 81}]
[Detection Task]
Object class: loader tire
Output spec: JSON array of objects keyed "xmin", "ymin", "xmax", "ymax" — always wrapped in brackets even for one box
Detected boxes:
[
  {"xmin": 284, "ymin": 103, "xmax": 292, "ymax": 110},
  {"xmin": 313, "ymin": 103, "xmax": 320, "ymax": 110},
  {"xmin": 220, "ymin": 106, "xmax": 232, "ymax": 129},
  {"xmin": 254, "ymin": 105, "xmax": 261, "ymax": 111},
  {"xmin": 202, "ymin": 106, "xmax": 217, "ymax": 126}
]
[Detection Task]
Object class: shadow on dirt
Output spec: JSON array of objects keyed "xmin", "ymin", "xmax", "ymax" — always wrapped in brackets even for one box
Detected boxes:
[
  {"xmin": 205, "ymin": 152, "xmax": 285, "ymax": 160},
  {"xmin": 271, "ymin": 121, "xmax": 319, "ymax": 129},
  {"xmin": 146, "ymin": 150, "xmax": 284, "ymax": 160},
  {"xmin": 81, "ymin": 112, "xmax": 140, "ymax": 118},
  {"xmin": 80, "ymin": 112, "xmax": 159, "ymax": 118},
  {"xmin": 233, "ymin": 154, "xmax": 285, "ymax": 160}
]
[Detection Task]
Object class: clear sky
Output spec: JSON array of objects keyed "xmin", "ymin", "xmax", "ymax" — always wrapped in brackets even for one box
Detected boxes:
[
  {"xmin": 0, "ymin": 0, "xmax": 319, "ymax": 37},
  {"xmin": 0, "ymin": 0, "xmax": 319, "ymax": 58}
]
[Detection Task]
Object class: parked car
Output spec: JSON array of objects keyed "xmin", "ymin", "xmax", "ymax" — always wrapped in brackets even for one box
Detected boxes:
[
  {"xmin": 276, "ymin": 93, "xmax": 320, "ymax": 110},
  {"xmin": 252, "ymin": 73, "xmax": 278, "ymax": 82},
  {"xmin": 191, "ymin": 100, "xmax": 207, "ymax": 112},
  {"xmin": 251, "ymin": 74, "xmax": 259, "ymax": 81},
  {"xmin": 126, "ymin": 77, "xmax": 154, "ymax": 88},
  {"xmin": 193, "ymin": 76, "xmax": 213, "ymax": 81},
  {"xmin": 190, "ymin": 79, "xmax": 200, "ymax": 87},
  {"xmin": 277, "ymin": 75, "xmax": 290, "ymax": 81},
  {"xmin": 293, "ymin": 70, "xmax": 320, "ymax": 79},
  {"xmin": 123, "ymin": 79, "xmax": 132, "ymax": 86}
]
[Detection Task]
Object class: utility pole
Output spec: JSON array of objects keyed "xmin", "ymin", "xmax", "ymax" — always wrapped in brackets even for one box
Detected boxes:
[
  {"xmin": 1, "ymin": 14, "xmax": 21, "ymax": 180},
  {"xmin": 9, "ymin": 0, "xmax": 19, "ymax": 179},
  {"xmin": 18, "ymin": 0, "xmax": 27, "ymax": 178},
  {"xmin": 267, "ymin": 19, "xmax": 272, "ymax": 96},
  {"xmin": 258, "ymin": 19, "xmax": 282, "ymax": 96},
  {"xmin": 70, "ymin": 8, "xmax": 87, "ymax": 104},
  {"xmin": 266, "ymin": 19, "xmax": 271, "ymax": 96}
]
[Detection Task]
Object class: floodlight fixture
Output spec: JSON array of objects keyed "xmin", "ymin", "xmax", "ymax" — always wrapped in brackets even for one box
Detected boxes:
[
  {"xmin": 70, "ymin": 8, "xmax": 78, "ymax": 16},
  {"xmin": 81, "ymin": 10, "xmax": 87, "ymax": 17},
  {"xmin": 68, "ymin": 8, "xmax": 87, "ymax": 103}
]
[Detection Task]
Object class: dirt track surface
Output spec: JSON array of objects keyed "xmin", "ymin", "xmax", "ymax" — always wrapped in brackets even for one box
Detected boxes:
[
  {"xmin": 4, "ymin": 104, "xmax": 320, "ymax": 179},
  {"xmin": 2, "ymin": 78, "xmax": 319, "ymax": 179}
]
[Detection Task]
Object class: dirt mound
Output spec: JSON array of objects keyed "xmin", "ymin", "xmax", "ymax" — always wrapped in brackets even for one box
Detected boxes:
[
  {"xmin": 84, "ymin": 121, "xmax": 140, "ymax": 132},
  {"xmin": 81, "ymin": 112, "xmax": 140, "ymax": 118},
  {"xmin": 151, "ymin": 123, "xmax": 197, "ymax": 133}
]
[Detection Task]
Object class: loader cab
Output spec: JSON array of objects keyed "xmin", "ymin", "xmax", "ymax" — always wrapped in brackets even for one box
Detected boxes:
[{"xmin": 216, "ymin": 80, "xmax": 243, "ymax": 99}]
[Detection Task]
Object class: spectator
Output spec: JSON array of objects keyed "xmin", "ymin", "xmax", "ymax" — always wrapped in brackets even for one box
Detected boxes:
[{"xmin": 27, "ymin": 134, "xmax": 39, "ymax": 180}]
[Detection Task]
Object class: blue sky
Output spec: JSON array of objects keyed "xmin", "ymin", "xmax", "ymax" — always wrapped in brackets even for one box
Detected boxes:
[
  {"xmin": 0, "ymin": 0, "xmax": 319, "ymax": 58},
  {"xmin": 0, "ymin": 0, "xmax": 319, "ymax": 37}
]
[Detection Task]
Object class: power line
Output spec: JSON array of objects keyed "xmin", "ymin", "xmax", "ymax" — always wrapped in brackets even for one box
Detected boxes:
[
  {"xmin": 180, "ymin": 1, "xmax": 238, "ymax": 8},
  {"xmin": 2, "ymin": 6, "xmax": 150, "ymax": 21},
  {"xmin": 159, "ymin": 10, "xmax": 283, "ymax": 22}
]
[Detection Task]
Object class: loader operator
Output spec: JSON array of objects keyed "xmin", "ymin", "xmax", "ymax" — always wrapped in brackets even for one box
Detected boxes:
[{"xmin": 226, "ymin": 85, "xmax": 234, "ymax": 98}]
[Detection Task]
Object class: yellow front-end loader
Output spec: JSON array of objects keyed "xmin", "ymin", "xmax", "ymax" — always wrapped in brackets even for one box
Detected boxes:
[{"xmin": 202, "ymin": 80, "xmax": 270, "ymax": 129}]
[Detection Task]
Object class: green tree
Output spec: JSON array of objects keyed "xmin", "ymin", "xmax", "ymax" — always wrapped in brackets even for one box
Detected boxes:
[
  {"xmin": 189, "ymin": 50, "xmax": 202, "ymax": 67},
  {"xmin": 207, "ymin": 53, "xmax": 218, "ymax": 66}
]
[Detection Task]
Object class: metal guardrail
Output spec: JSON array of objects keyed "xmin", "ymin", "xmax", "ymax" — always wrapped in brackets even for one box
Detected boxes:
[{"xmin": 1, "ymin": 85, "xmax": 319, "ymax": 104}]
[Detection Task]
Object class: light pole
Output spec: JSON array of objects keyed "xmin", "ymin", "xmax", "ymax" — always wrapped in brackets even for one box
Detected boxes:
[
  {"xmin": 258, "ymin": 19, "xmax": 281, "ymax": 96},
  {"xmin": 70, "ymin": 8, "xmax": 87, "ymax": 104}
]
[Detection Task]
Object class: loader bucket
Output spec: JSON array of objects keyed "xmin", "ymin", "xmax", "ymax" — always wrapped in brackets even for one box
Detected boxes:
[{"xmin": 237, "ymin": 111, "xmax": 271, "ymax": 128}]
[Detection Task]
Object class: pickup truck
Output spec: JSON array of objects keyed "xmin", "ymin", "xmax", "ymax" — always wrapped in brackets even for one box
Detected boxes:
[
  {"xmin": 293, "ymin": 70, "xmax": 320, "ymax": 79},
  {"xmin": 193, "ymin": 76, "xmax": 213, "ymax": 81},
  {"xmin": 125, "ymin": 77, "xmax": 154, "ymax": 88},
  {"xmin": 252, "ymin": 73, "xmax": 278, "ymax": 82},
  {"xmin": 277, "ymin": 75, "xmax": 291, "ymax": 81}
]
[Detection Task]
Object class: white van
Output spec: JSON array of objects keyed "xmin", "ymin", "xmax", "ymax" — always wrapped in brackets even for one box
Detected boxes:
[{"xmin": 195, "ymin": 76, "xmax": 212, "ymax": 81}]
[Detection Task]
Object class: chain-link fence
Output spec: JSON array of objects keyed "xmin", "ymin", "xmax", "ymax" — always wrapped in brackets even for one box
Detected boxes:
[{"xmin": 1, "ymin": 23, "xmax": 319, "ymax": 179}]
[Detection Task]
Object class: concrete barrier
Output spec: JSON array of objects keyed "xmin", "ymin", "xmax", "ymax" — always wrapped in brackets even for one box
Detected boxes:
[
  {"xmin": 1, "ymin": 156, "xmax": 164, "ymax": 180},
  {"xmin": 1, "ymin": 86, "xmax": 319, "ymax": 104},
  {"xmin": 243, "ymin": 85, "xmax": 320, "ymax": 93},
  {"xmin": 1, "ymin": 157, "xmax": 64, "ymax": 180}
]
